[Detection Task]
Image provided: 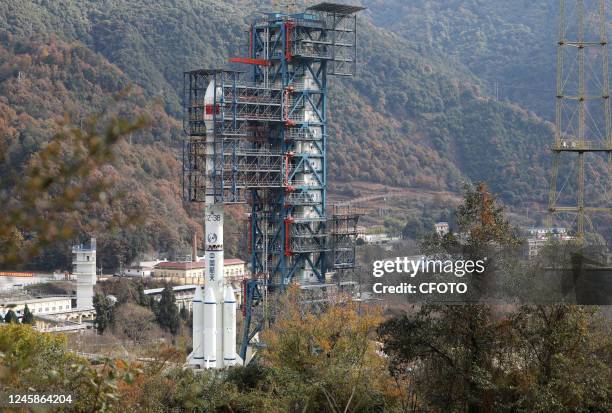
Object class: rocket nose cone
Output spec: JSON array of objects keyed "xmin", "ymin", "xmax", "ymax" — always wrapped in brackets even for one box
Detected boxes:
[
  {"xmin": 204, "ymin": 285, "xmax": 216, "ymax": 304},
  {"xmin": 223, "ymin": 285, "xmax": 236, "ymax": 303},
  {"xmin": 194, "ymin": 285, "xmax": 203, "ymax": 301}
]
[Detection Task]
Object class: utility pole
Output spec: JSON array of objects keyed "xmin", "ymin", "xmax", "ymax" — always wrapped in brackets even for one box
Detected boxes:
[{"xmin": 548, "ymin": 0, "xmax": 612, "ymax": 242}]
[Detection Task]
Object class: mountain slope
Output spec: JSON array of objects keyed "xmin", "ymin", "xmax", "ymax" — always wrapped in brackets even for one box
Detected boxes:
[
  {"xmin": 0, "ymin": 32, "xmax": 233, "ymax": 270},
  {"xmin": 0, "ymin": 0, "xmax": 576, "ymax": 269},
  {"xmin": 2, "ymin": 0, "xmax": 557, "ymax": 199}
]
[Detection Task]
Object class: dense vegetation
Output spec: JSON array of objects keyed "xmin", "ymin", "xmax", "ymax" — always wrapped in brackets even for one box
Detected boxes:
[
  {"xmin": 1, "ymin": 301, "xmax": 609, "ymax": 412},
  {"xmin": 1, "ymin": 0, "xmax": 557, "ymax": 195}
]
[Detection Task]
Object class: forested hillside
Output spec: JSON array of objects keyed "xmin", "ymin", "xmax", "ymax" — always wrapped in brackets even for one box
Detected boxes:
[
  {"xmin": 364, "ymin": 0, "xmax": 612, "ymax": 121},
  {"xmin": 0, "ymin": 32, "xmax": 195, "ymax": 269},
  {"xmin": 0, "ymin": 0, "xmax": 583, "ymax": 268}
]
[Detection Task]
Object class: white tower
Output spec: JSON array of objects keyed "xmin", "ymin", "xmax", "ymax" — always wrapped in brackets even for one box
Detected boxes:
[{"xmin": 73, "ymin": 238, "xmax": 96, "ymax": 310}]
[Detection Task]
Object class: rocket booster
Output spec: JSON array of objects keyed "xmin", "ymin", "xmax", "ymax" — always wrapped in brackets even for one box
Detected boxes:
[
  {"xmin": 192, "ymin": 286, "xmax": 204, "ymax": 362},
  {"xmin": 203, "ymin": 285, "xmax": 217, "ymax": 367},
  {"xmin": 223, "ymin": 285, "xmax": 237, "ymax": 365}
]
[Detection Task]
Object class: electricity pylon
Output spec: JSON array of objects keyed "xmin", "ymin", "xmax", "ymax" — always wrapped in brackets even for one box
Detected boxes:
[{"xmin": 548, "ymin": 0, "xmax": 612, "ymax": 242}]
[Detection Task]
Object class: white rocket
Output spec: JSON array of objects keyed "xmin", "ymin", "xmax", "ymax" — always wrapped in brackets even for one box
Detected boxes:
[{"xmin": 188, "ymin": 79, "xmax": 241, "ymax": 369}]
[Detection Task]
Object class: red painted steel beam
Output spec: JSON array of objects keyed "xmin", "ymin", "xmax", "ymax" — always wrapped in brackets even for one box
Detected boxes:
[{"xmin": 229, "ymin": 57, "xmax": 270, "ymax": 66}]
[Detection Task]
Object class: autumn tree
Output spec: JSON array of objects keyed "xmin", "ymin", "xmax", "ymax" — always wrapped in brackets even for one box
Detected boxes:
[
  {"xmin": 0, "ymin": 323, "xmax": 141, "ymax": 411},
  {"xmin": 261, "ymin": 286, "xmax": 399, "ymax": 412},
  {"xmin": 420, "ymin": 182, "xmax": 523, "ymax": 301},
  {"xmin": 113, "ymin": 302, "xmax": 158, "ymax": 344},
  {"xmin": 0, "ymin": 108, "xmax": 146, "ymax": 267}
]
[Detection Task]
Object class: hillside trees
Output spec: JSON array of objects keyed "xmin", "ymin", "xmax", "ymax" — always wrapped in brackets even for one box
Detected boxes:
[
  {"xmin": 261, "ymin": 286, "xmax": 399, "ymax": 412},
  {"xmin": 0, "ymin": 106, "xmax": 146, "ymax": 267},
  {"xmin": 1, "ymin": 1, "xmax": 558, "ymax": 206},
  {"xmin": 378, "ymin": 305, "xmax": 611, "ymax": 412},
  {"xmin": 0, "ymin": 33, "xmax": 201, "ymax": 271}
]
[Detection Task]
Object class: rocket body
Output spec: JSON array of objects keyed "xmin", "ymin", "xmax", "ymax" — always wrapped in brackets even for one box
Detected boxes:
[
  {"xmin": 187, "ymin": 79, "xmax": 241, "ymax": 369},
  {"xmin": 205, "ymin": 203, "xmax": 225, "ymax": 368}
]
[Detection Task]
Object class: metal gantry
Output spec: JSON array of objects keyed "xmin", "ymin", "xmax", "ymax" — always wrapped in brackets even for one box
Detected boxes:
[
  {"xmin": 548, "ymin": 0, "xmax": 612, "ymax": 241},
  {"xmin": 182, "ymin": 3, "xmax": 364, "ymax": 362}
]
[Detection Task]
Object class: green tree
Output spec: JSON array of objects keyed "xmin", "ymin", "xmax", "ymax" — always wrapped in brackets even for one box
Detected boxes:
[
  {"xmin": 179, "ymin": 305, "xmax": 189, "ymax": 321},
  {"xmin": 4, "ymin": 309, "xmax": 18, "ymax": 324},
  {"xmin": 378, "ymin": 304, "xmax": 612, "ymax": 412},
  {"xmin": 421, "ymin": 182, "xmax": 522, "ymax": 300},
  {"xmin": 21, "ymin": 304, "xmax": 34, "ymax": 324},
  {"xmin": 402, "ymin": 215, "xmax": 435, "ymax": 240},
  {"xmin": 379, "ymin": 305, "xmax": 509, "ymax": 412},
  {"xmin": 507, "ymin": 305, "xmax": 611, "ymax": 411},
  {"xmin": 93, "ymin": 293, "xmax": 115, "ymax": 334},
  {"xmin": 157, "ymin": 285, "xmax": 180, "ymax": 336},
  {"xmin": 136, "ymin": 283, "xmax": 150, "ymax": 307}
]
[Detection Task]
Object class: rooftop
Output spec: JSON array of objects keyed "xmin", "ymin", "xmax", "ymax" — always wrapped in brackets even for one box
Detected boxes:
[
  {"xmin": 307, "ymin": 2, "xmax": 366, "ymax": 14},
  {"xmin": 143, "ymin": 284, "xmax": 199, "ymax": 295},
  {"xmin": 0, "ymin": 295, "xmax": 73, "ymax": 306},
  {"xmin": 155, "ymin": 261, "xmax": 206, "ymax": 270},
  {"xmin": 72, "ymin": 237, "xmax": 96, "ymax": 253}
]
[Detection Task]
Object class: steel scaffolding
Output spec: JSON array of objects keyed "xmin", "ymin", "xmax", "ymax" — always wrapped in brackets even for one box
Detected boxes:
[{"xmin": 182, "ymin": 3, "xmax": 364, "ymax": 362}]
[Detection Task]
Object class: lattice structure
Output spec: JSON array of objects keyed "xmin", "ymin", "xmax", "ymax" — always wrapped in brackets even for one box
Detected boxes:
[
  {"xmin": 182, "ymin": 3, "xmax": 364, "ymax": 362},
  {"xmin": 329, "ymin": 205, "xmax": 360, "ymax": 269},
  {"xmin": 548, "ymin": 0, "xmax": 612, "ymax": 241}
]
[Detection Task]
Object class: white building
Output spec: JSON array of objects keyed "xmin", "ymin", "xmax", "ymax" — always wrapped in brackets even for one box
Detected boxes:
[
  {"xmin": 123, "ymin": 259, "xmax": 167, "ymax": 277},
  {"xmin": 527, "ymin": 227, "xmax": 568, "ymax": 238},
  {"xmin": 154, "ymin": 258, "xmax": 247, "ymax": 285},
  {"xmin": 526, "ymin": 227, "xmax": 574, "ymax": 258},
  {"xmin": 0, "ymin": 296, "xmax": 73, "ymax": 318},
  {"xmin": 435, "ymin": 222, "xmax": 449, "ymax": 237},
  {"xmin": 72, "ymin": 238, "xmax": 96, "ymax": 310},
  {"xmin": 358, "ymin": 233, "xmax": 400, "ymax": 245}
]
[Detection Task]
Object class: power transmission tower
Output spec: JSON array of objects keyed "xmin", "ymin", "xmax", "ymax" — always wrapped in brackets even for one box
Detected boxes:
[{"xmin": 548, "ymin": 0, "xmax": 612, "ymax": 242}]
